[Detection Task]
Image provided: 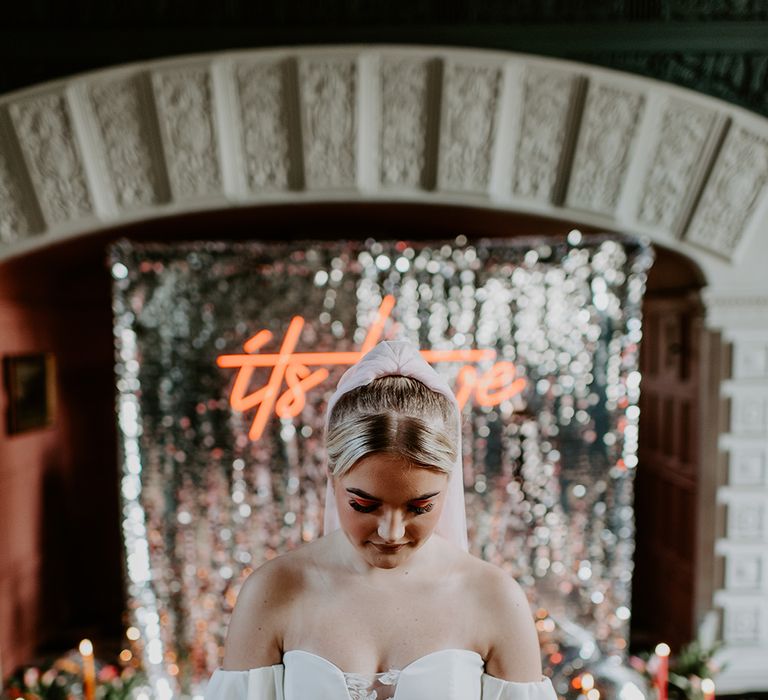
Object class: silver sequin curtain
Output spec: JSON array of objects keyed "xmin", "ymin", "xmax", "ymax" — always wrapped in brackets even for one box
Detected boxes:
[{"xmin": 111, "ymin": 235, "xmax": 652, "ymax": 697}]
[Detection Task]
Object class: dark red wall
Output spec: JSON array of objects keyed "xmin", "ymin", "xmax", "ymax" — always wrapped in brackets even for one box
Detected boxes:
[{"xmin": 0, "ymin": 241, "xmax": 125, "ymax": 673}]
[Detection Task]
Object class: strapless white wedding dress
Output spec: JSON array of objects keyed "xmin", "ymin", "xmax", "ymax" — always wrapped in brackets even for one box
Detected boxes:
[{"xmin": 205, "ymin": 648, "xmax": 557, "ymax": 700}]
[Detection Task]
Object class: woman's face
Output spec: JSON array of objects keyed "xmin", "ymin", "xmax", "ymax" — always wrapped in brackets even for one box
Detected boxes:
[{"xmin": 333, "ymin": 452, "xmax": 449, "ymax": 570}]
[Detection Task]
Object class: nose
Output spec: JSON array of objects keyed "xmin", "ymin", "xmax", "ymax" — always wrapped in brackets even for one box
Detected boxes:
[{"xmin": 377, "ymin": 509, "xmax": 406, "ymax": 542}]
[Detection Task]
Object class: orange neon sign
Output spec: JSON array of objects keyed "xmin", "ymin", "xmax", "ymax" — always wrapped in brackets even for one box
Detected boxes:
[{"xmin": 216, "ymin": 294, "xmax": 527, "ymax": 440}]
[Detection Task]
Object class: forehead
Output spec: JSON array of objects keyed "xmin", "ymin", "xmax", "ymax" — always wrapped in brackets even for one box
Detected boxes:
[{"xmin": 339, "ymin": 452, "xmax": 448, "ymax": 498}]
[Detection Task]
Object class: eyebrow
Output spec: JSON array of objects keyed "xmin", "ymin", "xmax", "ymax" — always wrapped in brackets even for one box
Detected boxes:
[{"xmin": 345, "ymin": 488, "xmax": 441, "ymax": 502}]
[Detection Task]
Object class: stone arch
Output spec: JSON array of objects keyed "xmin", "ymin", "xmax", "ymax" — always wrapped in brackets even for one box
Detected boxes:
[{"xmin": 0, "ymin": 47, "xmax": 767, "ymax": 290}]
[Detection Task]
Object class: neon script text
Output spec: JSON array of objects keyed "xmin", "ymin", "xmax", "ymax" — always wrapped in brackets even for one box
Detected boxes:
[{"xmin": 217, "ymin": 295, "xmax": 526, "ymax": 440}]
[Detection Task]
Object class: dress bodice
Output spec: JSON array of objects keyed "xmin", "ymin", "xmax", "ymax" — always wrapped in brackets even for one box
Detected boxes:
[{"xmin": 205, "ymin": 648, "xmax": 557, "ymax": 700}]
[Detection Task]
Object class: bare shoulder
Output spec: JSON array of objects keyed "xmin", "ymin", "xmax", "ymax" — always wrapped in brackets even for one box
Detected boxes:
[
  {"xmin": 222, "ymin": 549, "xmax": 307, "ymax": 670},
  {"xmin": 469, "ymin": 560, "xmax": 543, "ymax": 682},
  {"xmin": 473, "ymin": 560, "xmax": 530, "ymax": 612}
]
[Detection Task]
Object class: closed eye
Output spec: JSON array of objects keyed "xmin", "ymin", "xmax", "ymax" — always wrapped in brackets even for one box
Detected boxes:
[
  {"xmin": 349, "ymin": 499, "xmax": 378, "ymax": 513},
  {"xmin": 409, "ymin": 502, "xmax": 434, "ymax": 515},
  {"xmin": 347, "ymin": 499, "xmax": 434, "ymax": 515}
]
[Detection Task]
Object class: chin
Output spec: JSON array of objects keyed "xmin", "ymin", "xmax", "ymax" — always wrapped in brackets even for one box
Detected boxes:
[
  {"xmin": 363, "ymin": 542, "xmax": 415, "ymax": 568},
  {"xmin": 372, "ymin": 559, "xmax": 400, "ymax": 570}
]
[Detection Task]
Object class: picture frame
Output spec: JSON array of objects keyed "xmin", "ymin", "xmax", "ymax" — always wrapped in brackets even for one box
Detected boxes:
[{"xmin": 3, "ymin": 353, "xmax": 56, "ymax": 434}]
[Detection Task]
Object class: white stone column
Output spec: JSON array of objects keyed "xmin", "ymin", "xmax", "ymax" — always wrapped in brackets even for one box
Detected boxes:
[{"xmin": 706, "ymin": 292, "xmax": 768, "ymax": 692}]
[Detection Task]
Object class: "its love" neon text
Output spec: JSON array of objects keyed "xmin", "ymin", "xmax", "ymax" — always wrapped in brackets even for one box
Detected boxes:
[{"xmin": 216, "ymin": 295, "xmax": 526, "ymax": 440}]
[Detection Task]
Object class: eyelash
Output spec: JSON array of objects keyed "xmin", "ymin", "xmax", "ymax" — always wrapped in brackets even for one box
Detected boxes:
[{"xmin": 348, "ymin": 501, "xmax": 434, "ymax": 515}]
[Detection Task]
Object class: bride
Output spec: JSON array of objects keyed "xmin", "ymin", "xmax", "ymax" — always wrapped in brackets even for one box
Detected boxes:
[{"xmin": 206, "ymin": 341, "xmax": 557, "ymax": 699}]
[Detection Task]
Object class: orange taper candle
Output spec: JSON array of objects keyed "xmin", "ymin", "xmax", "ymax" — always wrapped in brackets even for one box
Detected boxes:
[
  {"xmin": 655, "ymin": 643, "xmax": 670, "ymax": 700},
  {"xmin": 79, "ymin": 639, "xmax": 96, "ymax": 700}
]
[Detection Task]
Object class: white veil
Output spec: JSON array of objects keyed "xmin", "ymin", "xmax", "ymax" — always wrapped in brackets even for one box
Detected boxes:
[{"xmin": 322, "ymin": 340, "xmax": 469, "ymax": 552}]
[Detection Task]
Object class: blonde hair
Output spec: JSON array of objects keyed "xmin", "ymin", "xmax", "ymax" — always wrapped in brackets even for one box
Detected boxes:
[{"xmin": 326, "ymin": 376, "xmax": 458, "ymax": 478}]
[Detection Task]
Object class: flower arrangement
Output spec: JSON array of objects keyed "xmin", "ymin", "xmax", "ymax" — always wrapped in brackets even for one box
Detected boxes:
[
  {"xmin": 629, "ymin": 641, "xmax": 724, "ymax": 700},
  {"xmin": 2, "ymin": 656, "xmax": 143, "ymax": 700}
]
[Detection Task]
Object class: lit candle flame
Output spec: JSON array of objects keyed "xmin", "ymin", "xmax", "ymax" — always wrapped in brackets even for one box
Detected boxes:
[{"xmin": 79, "ymin": 639, "xmax": 95, "ymax": 700}]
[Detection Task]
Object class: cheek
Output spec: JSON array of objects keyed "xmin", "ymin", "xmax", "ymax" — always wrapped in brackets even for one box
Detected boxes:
[
  {"xmin": 415, "ymin": 507, "xmax": 442, "ymax": 534},
  {"xmin": 413, "ymin": 499, "xmax": 447, "ymax": 537},
  {"xmin": 335, "ymin": 497, "xmax": 374, "ymax": 539},
  {"xmin": 403, "ymin": 503, "xmax": 444, "ymax": 539}
]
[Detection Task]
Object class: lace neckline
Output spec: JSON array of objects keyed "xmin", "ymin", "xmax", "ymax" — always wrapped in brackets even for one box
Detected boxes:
[{"xmin": 342, "ymin": 669, "xmax": 400, "ymax": 700}]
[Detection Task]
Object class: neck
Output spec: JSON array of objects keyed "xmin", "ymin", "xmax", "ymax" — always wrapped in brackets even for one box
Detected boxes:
[{"xmin": 335, "ymin": 531, "xmax": 444, "ymax": 583}]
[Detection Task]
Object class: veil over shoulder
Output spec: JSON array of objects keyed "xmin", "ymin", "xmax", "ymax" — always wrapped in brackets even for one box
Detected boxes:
[{"xmin": 322, "ymin": 340, "xmax": 469, "ymax": 552}]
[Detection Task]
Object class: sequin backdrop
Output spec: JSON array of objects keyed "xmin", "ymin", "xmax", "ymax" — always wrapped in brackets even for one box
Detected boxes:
[{"xmin": 111, "ymin": 235, "xmax": 652, "ymax": 697}]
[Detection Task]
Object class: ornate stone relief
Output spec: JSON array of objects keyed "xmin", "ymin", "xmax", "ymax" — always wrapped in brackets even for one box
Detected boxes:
[
  {"xmin": 298, "ymin": 57, "xmax": 356, "ymax": 189},
  {"xmin": 566, "ymin": 83, "xmax": 644, "ymax": 214},
  {"xmin": 0, "ymin": 47, "xmax": 766, "ymax": 283},
  {"xmin": 685, "ymin": 126, "xmax": 768, "ymax": 256},
  {"xmin": 723, "ymin": 605, "xmax": 762, "ymax": 644},
  {"xmin": 733, "ymin": 340, "xmax": 768, "ymax": 379},
  {"xmin": 730, "ymin": 450, "xmax": 767, "ymax": 487},
  {"xmin": 9, "ymin": 92, "xmax": 93, "ymax": 225},
  {"xmin": 719, "ymin": 329, "xmax": 768, "ymax": 680},
  {"xmin": 235, "ymin": 60, "xmax": 292, "ymax": 191},
  {"xmin": 90, "ymin": 75, "xmax": 168, "ymax": 209},
  {"xmin": 726, "ymin": 553, "xmax": 763, "ymax": 590},
  {"xmin": 152, "ymin": 67, "xmax": 222, "ymax": 199},
  {"xmin": 637, "ymin": 99, "xmax": 718, "ymax": 231},
  {"xmin": 731, "ymin": 394, "xmax": 768, "ymax": 434},
  {"xmin": 512, "ymin": 67, "xmax": 577, "ymax": 203},
  {"xmin": 728, "ymin": 501, "xmax": 766, "ymax": 541},
  {"xmin": 438, "ymin": 62, "xmax": 501, "ymax": 193},
  {"xmin": 379, "ymin": 58, "xmax": 430, "ymax": 189},
  {"xmin": 0, "ymin": 130, "xmax": 37, "ymax": 243}
]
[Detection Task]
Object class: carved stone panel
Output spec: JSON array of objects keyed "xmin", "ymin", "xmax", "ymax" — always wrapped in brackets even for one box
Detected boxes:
[
  {"xmin": 9, "ymin": 92, "xmax": 93, "ymax": 225},
  {"xmin": 512, "ymin": 67, "xmax": 577, "ymax": 203},
  {"xmin": 567, "ymin": 83, "xmax": 645, "ymax": 214},
  {"xmin": 730, "ymin": 449, "xmax": 767, "ymax": 487},
  {"xmin": 438, "ymin": 62, "xmax": 501, "ymax": 193},
  {"xmin": 734, "ymin": 341, "xmax": 768, "ymax": 379},
  {"xmin": 0, "ymin": 154, "xmax": 27, "ymax": 243},
  {"xmin": 726, "ymin": 553, "xmax": 764, "ymax": 590},
  {"xmin": 90, "ymin": 75, "xmax": 168, "ymax": 209},
  {"xmin": 0, "ymin": 123, "xmax": 39, "ymax": 243},
  {"xmin": 723, "ymin": 604, "xmax": 763, "ymax": 644},
  {"xmin": 727, "ymin": 502, "xmax": 766, "ymax": 541},
  {"xmin": 298, "ymin": 57, "xmax": 357, "ymax": 189},
  {"xmin": 731, "ymin": 395, "xmax": 768, "ymax": 434},
  {"xmin": 685, "ymin": 127, "xmax": 768, "ymax": 257},
  {"xmin": 152, "ymin": 67, "xmax": 222, "ymax": 199},
  {"xmin": 379, "ymin": 58, "xmax": 430, "ymax": 189},
  {"xmin": 235, "ymin": 60, "xmax": 292, "ymax": 191},
  {"xmin": 637, "ymin": 99, "xmax": 718, "ymax": 231}
]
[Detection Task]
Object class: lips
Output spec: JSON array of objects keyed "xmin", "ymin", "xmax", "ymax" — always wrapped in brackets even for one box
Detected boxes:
[{"xmin": 370, "ymin": 542, "xmax": 407, "ymax": 553}]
